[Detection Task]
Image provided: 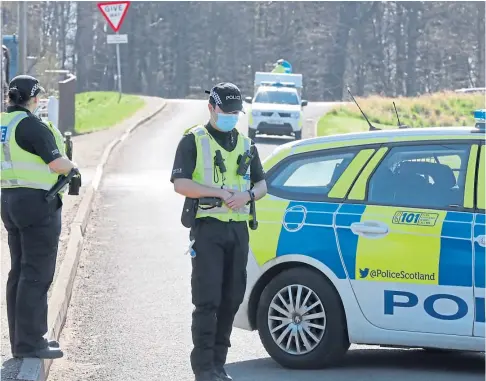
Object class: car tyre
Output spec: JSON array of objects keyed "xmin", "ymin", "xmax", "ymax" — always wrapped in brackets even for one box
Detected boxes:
[
  {"xmin": 248, "ymin": 128, "xmax": 256, "ymax": 140},
  {"xmin": 256, "ymin": 267, "xmax": 350, "ymax": 369},
  {"xmin": 294, "ymin": 131, "xmax": 302, "ymax": 140}
]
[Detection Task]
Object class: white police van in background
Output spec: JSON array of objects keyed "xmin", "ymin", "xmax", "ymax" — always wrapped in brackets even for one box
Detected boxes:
[{"xmin": 245, "ymin": 72, "xmax": 308, "ymax": 141}]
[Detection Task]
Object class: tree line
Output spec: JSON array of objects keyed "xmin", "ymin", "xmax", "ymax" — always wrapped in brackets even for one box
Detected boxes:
[{"xmin": 1, "ymin": 1, "xmax": 484, "ymax": 101}]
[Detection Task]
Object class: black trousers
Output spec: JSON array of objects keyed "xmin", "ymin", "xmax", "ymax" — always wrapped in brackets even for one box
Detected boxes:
[
  {"xmin": 1, "ymin": 188, "xmax": 62, "ymax": 354},
  {"xmin": 190, "ymin": 218, "xmax": 249, "ymax": 375}
]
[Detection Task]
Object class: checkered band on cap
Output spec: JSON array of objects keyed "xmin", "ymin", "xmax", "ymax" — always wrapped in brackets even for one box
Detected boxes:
[
  {"xmin": 210, "ymin": 88, "xmax": 222, "ymax": 105},
  {"xmin": 30, "ymin": 83, "xmax": 40, "ymax": 97}
]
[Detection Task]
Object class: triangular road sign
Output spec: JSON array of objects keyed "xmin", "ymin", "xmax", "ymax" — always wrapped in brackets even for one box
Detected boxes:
[{"xmin": 97, "ymin": 1, "xmax": 130, "ymax": 32}]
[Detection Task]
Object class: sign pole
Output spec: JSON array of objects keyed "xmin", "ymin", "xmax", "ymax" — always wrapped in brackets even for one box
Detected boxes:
[
  {"xmin": 97, "ymin": 1, "xmax": 130, "ymax": 103},
  {"xmin": 116, "ymin": 31, "xmax": 122, "ymax": 101}
]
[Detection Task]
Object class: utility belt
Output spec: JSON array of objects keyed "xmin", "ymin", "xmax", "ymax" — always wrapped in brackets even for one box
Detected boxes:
[{"xmin": 181, "ymin": 193, "xmax": 258, "ymax": 230}]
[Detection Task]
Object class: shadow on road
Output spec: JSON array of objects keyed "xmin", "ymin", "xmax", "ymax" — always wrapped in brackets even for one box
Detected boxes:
[{"xmin": 226, "ymin": 349, "xmax": 485, "ymax": 381}]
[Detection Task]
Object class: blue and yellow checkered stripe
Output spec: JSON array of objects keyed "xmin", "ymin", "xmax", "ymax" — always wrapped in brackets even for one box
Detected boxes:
[
  {"xmin": 250, "ymin": 200, "xmax": 484, "ymax": 289},
  {"xmin": 475, "ymin": 213, "xmax": 485, "ymax": 289}
]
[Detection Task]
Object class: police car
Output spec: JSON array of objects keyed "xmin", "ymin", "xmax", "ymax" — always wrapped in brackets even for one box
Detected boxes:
[
  {"xmin": 234, "ymin": 110, "xmax": 486, "ymax": 369},
  {"xmin": 245, "ymin": 72, "xmax": 308, "ymax": 141}
]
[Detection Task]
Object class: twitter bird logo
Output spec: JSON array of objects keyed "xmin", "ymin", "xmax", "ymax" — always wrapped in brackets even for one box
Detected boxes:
[{"xmin": 359, "ymin": 268, "xmax": 369, "ymax": 279}]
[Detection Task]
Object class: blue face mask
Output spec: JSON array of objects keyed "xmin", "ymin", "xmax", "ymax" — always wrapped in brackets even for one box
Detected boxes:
[{"xmin": 215, "ymin": 113, "xmax": 239, "ymax": 132}]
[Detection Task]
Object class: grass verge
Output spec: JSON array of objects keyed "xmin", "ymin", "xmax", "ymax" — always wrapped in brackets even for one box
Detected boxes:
[
  {"xmin": 317, "ymin": 91, "xmax": 485, "ymax": 136},
  {"xmin": 75, "ymin": 92, "xmax": 145, "ymax": 134}
]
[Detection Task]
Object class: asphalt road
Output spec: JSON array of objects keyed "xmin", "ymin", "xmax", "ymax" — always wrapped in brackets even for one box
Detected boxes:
[{"xmin": 47, "ymin": 100, "xmax": 485, "ymax": 381}]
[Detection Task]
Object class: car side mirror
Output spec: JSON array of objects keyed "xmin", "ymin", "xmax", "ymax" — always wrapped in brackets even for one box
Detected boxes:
[
  {"xmin": 245, "ymin": 96, "xmax": 253, "ymax": 104},
  {"xmin": 301, "ymin": 100, "xmax": 308, "ymax": 107}
]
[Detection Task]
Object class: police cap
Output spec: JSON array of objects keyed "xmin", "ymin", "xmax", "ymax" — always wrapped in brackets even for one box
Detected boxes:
[
  {"xmin": 8, "ymin": 75, "xmax": 45, "ymax": 101},
  {"xmin": 205, "ymin": 82, "xmax": 245, "ymax": 113}
]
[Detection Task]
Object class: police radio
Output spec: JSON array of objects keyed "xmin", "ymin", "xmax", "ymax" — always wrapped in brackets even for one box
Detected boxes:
[
  {"xmin": 214, "ymin": 150, "xmax": 226, "ymax": 174},
  {"xmin": 237, "ymin": 149, "xmax": 254, "ymax": 176}
]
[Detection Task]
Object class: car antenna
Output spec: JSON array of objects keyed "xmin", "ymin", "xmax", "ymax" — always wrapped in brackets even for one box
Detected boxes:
[
  {"xmin": 346, "ymin": 86, "xmax": 381, "ymax": 131},
  {"xmin": 392, "ymin": 101, "xmax": 409, "ymax": 129}
]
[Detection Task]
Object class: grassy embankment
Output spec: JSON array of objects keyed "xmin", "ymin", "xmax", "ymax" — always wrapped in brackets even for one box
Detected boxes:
[
  {"xmin": 317, "ymin": 91, "xmax": 485, "ymax": 136},
  {"xmin": 75, "ymin": 92, "xmax": 145, "ymax": 134}
]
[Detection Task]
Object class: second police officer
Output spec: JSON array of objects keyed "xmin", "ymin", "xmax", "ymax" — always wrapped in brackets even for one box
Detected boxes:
[
  {"xmin": 171, "ymin": 83, "xmax": 267, "ymax": 381},
  {"xmin": 1, "ymin": 75, "xmax": 79, "ymax": 359}
]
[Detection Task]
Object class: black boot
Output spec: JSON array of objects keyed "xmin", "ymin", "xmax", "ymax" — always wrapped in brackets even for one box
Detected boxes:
[
  {"xmin": 14, "ymin": 345, "xmax": 63, "ymax": 359},
  {"xmin": 13, "ymin": 340, "xmax": 59, "ymax": 358},
  {"xmin": 48, "ymin": 340, "xmax": 60, "ymax": 348},
  {"xmin": 195, "ymin": 370, "xmax": 218, "ymax": 381},
  {"xmin": 214, "ymin": 367, "xmax": 233, "ymax": 381}
]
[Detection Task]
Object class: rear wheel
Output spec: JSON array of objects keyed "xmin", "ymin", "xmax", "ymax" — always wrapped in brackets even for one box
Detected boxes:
[
  {"xmin": 294, "ymin": 131, "xmax": 302, "ymax": 140},
  {"xmin": 248, "ymin": 127, "xmax": 256, "ymax": 140},
  {"xmin": 256, "ymin": 268, "xmax": 350, "ymax": 369}
]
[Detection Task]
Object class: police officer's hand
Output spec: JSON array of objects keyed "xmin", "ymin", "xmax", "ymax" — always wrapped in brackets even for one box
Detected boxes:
[
  {"xmin": 218, "ymin": 189, "xmax": 234, "ymax": 202},
  {"xmin": 225, "ymin": 191, "xmax": 251, "ymax": 210}
]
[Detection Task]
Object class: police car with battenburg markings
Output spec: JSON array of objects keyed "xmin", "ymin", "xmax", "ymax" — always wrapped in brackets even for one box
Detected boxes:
[{"xmin": 233, "ymin": 109, "xmax": 486, "ymax": 369}]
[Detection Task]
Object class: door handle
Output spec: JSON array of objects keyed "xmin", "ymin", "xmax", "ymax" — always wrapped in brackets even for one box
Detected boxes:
[{"xmin": 351, "ymin": 221, "xmax": 389, "ymax": 238}]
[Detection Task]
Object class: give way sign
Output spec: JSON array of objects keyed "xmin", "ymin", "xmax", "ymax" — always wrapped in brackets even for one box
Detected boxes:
[{"xmin": 97, "ymin": 1, "xmax": 130, "ymax": 32}]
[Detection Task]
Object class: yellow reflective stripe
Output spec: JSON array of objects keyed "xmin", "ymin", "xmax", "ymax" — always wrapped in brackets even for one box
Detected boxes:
[
  {"xmin": 355, "ymin": 205, "xmax": 444, "ymax": 285},
  {"xmin": 328, "ymin": 148, "xmax": 375, "ymax": 199},
  {"xmin": 0, "ymin": 179, "xmax": 52, "ymax": 190},
  {"xmin": 348, "ymin": 147, "xmax": 388, "ymax": 201},
  {"xmin": 478, "ymin": 146, "xmax": 485, "ymax": 210},
  {"xmin": 249, "ymin": 197, "xmax": 290, "ymax": 266},
  {"xmin": 1, "ymin": 167, "xmax": 57, "ymax": 189},
  {"xmin": 199, "ymin": 135, "xmax": 213, "ymax": 185},
  {"xmin": 1, "ymin": 161, "xmax": 53, "ymax": 172},
  {"xmin": 464, "ymin": 144, "xmax": 478, "ymax": 209}
]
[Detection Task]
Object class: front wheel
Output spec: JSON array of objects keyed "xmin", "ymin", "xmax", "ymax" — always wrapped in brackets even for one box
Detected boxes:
[
  {"xmin": 248, "ymin": 127, "xmax": 256, "ymax": 140},
  {"xmin": 256, "ymin": 268, "xmax": 350, "ymax": 369},
  {"xmin": 294, "ymin": 130, "xmax": 302, "ymax": 140}
]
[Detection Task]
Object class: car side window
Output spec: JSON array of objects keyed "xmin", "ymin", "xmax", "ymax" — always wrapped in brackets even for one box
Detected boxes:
[
  {"xmin": 269, "ymin": 151, "xmax": 356, "ymax": 201},
  {"xmin": 367, "ymin": 143, "xmax": 471, "ymax": 209}
]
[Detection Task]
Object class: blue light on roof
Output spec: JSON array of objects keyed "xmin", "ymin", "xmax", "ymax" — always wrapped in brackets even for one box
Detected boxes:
[
  {"xmin": 260, "ymin": 81, "xmax": 296, "ymax": 88},
  {"xmin": 474, "ymin": 109, "xmax": 486, "ymax": 121},
  {"xmin": 474, "ymin": 109, "xmax": 485, "ymax": 130}
]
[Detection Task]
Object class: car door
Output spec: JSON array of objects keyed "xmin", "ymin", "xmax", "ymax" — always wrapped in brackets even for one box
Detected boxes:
[
  {"xmin": 250, "ymin": 146, "xmax": 376, "ymax": 274},
  {"xmin": 473, "ymin": 144, "xmax": 485, "ymax": 337},
  {"xmin": 336, "ymin": 141, "xmax": 475, "ymax": 336}
]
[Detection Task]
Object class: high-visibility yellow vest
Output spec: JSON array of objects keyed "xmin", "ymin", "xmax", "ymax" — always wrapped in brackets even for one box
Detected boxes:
[
  {"xmin": 272, "ymin": 65, "xmax": 286, "ymax": 73},
  {"xmin": 1, "ymin": 111, "xmax": 66, "ymax": 192},
  {"xmin": 186, "ymin": 125, "xmax": 252, "ymax": 222}
]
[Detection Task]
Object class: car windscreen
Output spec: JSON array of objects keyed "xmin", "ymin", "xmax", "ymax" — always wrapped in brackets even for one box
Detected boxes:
[{"xmin": 254, "ymin": 90, "xmax": 299, "ymax": 105}]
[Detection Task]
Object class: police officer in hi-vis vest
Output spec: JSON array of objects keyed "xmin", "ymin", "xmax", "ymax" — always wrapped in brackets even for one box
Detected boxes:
[
  {"xmin": 272, "ymin": 58, "xmax": 287, "ymax": 73},
  {"xmin": 1, "ymin": 75, "xmax": 78, "ymax": 359},
  {"xmin": 171, "ymin": 83, "xmax": 267, "ymax": 381}
]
